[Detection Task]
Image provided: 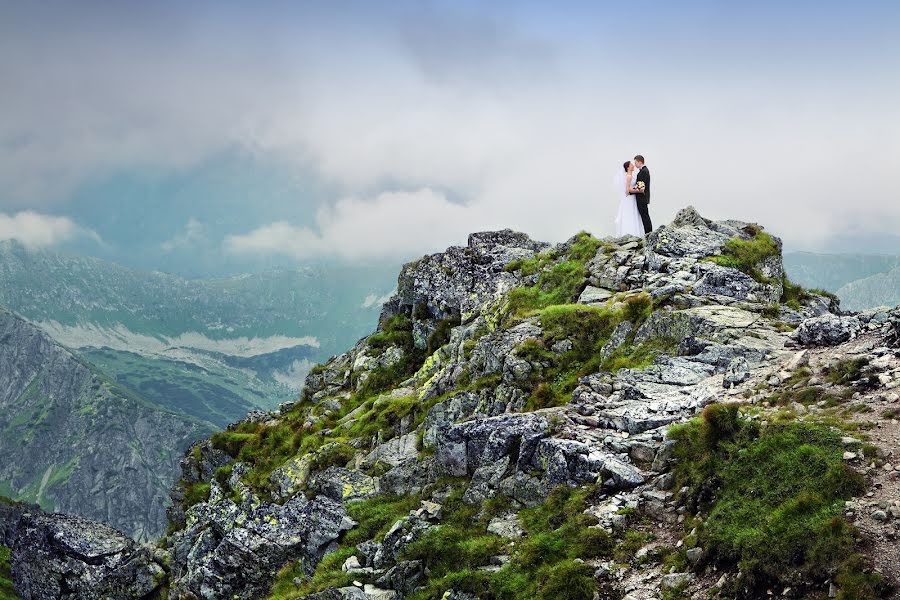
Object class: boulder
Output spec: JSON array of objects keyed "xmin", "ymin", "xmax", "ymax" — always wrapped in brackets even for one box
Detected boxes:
[
  {"xmin": 4, "ymin": 510, "xmax": 164, "ymax": 600},
  {"xmin": 793, "ymin": 314, "xmax": 862, "ymax": 347},
  {"xmin": 168, "ymin": 492, "xmax": 353, "ymax": 599}
]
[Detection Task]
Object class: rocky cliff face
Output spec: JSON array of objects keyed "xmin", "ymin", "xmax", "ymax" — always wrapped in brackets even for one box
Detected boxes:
[
  {"xmin": 0, "ymin": 309, "xmax": 212, "ymax": 541},
  {"xmin": 4, "ymin": 206, "xmax": 900, "ymax": 600}
]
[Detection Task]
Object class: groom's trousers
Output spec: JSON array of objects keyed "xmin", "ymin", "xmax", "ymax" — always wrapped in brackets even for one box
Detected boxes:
[{"xmin": 636, "ymin": 198, "xmax": 653, "ymax": 234}]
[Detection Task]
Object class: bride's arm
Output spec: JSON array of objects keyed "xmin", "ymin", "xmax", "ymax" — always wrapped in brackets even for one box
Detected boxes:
[{"xmin": 626, "ymin": 174, "xmax": 638, "ymax": 195}]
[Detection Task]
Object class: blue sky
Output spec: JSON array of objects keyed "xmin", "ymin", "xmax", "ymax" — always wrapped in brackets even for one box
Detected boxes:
[{"xmin": 1, "ymin": 0, "xmax": 898, "ymax": 275}]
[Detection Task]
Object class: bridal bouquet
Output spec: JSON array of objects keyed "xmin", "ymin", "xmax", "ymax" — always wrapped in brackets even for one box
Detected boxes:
[{"xmin": 634, "ymin": 181, "xmax": 646, "ymax": 193}]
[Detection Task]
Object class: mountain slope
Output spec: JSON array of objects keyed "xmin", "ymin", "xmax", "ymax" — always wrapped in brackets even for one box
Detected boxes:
[
  {"xmin": 836, "ymin": 265, "xmax": 900, "ymax": 311},
  {"xmin": 784, "ymin": 251, "xmax": 900, "ymax": 310},
  {"xmin": 0, "ymin": 239, "xmax": 396, "ymax": 416},
  {"xmin": 0, "ymin": 309, "xmax": 213, "ymax": 541}
]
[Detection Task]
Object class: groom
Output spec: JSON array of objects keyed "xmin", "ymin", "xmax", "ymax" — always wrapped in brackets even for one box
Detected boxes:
[{"xmin": 631, "ymin": 155, "xmax": 652, "ymax": 233}]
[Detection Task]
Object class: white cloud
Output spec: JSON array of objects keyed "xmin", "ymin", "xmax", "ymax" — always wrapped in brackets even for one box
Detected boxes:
[
  {"xmin": 225, "ymin": 188, "xmax": 479, "ymax": 260},
  {"xmin": 362, "ymin": 291, "xmax": 395, "ymax": 309},
  {"xmin": 161, "ymin": 218, "xmax": 205, "ymax": 252},
  {"xmin": 0, "ymin": 211, "xmax": 97, "ymax": 248}
]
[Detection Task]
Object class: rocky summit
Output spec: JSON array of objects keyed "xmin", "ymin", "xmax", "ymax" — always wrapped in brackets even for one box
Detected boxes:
[{"xmin": 3, "ymin": 206, "xmax": 900, "ymax": 600}]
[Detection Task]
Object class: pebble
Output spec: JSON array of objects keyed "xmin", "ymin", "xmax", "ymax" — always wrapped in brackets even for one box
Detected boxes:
[{"xmin": 872, "ymin": 510, "xmax": 889, "ymax": 522}]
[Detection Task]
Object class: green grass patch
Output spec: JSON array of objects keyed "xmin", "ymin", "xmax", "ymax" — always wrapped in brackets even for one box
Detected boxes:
[
  {"xmin": 404, "ymin": 484, "xmax": 611, "ymax": 600},
  {"xmin": 825, "ymin": 358, "xmax": 879, "ymax": 389},
  {"xmin": 505, "ymin": 233, "xmax": 603, "ymax": 318},
  {"xmin": 0, "ymin": 545, "xmax": 18, "ymax": 600},
  {"xmin": 706, "ymin": 231, "xmax": 779, "ymax": 283},
  {"xmin": 668, "ymin": 403, "xmax": 886, "ymax": 597}
]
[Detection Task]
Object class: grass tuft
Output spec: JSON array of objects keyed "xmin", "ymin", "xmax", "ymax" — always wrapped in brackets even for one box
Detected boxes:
[{"xmin": 668, "ymin": 405, "xmax": 883, "ymax": 597}]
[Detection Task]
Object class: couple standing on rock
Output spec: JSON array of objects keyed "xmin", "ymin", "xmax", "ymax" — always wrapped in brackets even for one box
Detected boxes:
[{"xmin": 614, "ymin": 154, "xmax": 652, "ymax": 237}]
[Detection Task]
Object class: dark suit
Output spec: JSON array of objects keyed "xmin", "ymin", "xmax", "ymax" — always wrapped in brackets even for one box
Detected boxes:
[{"xmin": 633, "ymin": 165, "xmax": 652, "ymax": 233}]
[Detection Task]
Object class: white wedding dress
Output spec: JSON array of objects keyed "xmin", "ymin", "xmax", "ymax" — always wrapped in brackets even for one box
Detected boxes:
[{"xmin": 614, "ymin": 170, "xmax": 644, "ymax": 237}]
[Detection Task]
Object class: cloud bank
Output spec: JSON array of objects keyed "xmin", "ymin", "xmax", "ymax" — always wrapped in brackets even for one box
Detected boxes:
[
  {"xmin": 0, "ymin": 211, "xmax": 97, "ymax": 248},
  {"xmin": 2, "ymin": 1, "xmax": 899, "ymax": 260}
]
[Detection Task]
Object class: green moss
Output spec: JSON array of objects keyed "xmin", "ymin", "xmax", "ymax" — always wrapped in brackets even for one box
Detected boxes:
[
  {"xmin": 600, "ymin": 337, "xmax": 678, "ymax": 373},
  {"xmin": 183, "ymin": 482, "xmax": 210, "ymax": 506},
  {"xmin": 344, "ymin": 494, "xmax": 421, "ymax": 546},
  {"xmin": 505, "ymin": 233, "xmax": 604, "ymax": 318},
  {"xmin": 668, "ymin": 405, "xmax": 880, "ymax": 597},
  {"xmin": 0, "ymin": 545, "xmax": 18, "ymax": 600},
  {"xmin": 706, "ymin": 231, "xmax": 779, "ymax": 283}
]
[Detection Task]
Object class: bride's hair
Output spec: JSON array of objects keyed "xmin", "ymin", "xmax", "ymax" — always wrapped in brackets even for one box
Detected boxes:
[{"xmin": 623, "ymin": 161, "xmax": 631, "ymax": 172}]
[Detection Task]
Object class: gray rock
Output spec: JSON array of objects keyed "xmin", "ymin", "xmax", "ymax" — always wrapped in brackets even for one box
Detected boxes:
[
  {"xmin": 693, "ymin": 262, "xmax": 779, "ymax": 304},
  {"xmin": 168, "ymin": 492, "xmax": 352, "ymax": 599},
  {"xmin": 2, "ymin": 508, "xmax": 165, "ymax": 600},
  {"xmin": 384, "ymin": 229, "xmax": 549, "ymax": 325},
  {"xmin": 723, "ymin": 357, "xmax": 751, "ymax": 388},
  {"xmin": 375, "ymin": 560, "xmax": 425, "ymax": 596},
  {"xmin": 486, "ymin": 514, "xmax": 524, "ymax": 539},
  {"xmin": 794, "ymin": 314, "xmax": 862, "ymax": 347},
  {"xmin": 599, "ymin": 320, "xmax": 634, "ymax": 360},
  {"xmin": 578, "ymin": 285, "xmax": 613, "ymax": 305},
  {"xmin": 304, "ymin": 588, "xmax": 368, "ymax": 600}
]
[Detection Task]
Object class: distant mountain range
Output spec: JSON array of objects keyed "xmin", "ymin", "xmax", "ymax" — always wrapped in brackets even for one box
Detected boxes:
[
  {"xmin": 783, "ymin": 251, "xmax": 900, "ymax": 311},
  {"xmin": 0, "ymin": 240, "xmax": 397, "ymax": 412},
  {"xmin": 0, "ymin": 309, "xmax": 212, "ymax": 541},
  {"xmin": 0, "ymin": 240, "xmax": 398, "ymax": 538}
]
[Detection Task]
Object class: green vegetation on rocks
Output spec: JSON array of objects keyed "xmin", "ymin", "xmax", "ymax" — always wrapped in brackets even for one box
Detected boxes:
[
  {"xmin": 0, "ymin": 545, "xmax": 18, "ymax": 600},
  {"xmin": 668, "ymin": 403, "xmax": 885, "ymax": 598},
  {"xmin": 706, "ymin": 230, "xmax": 780, "ymax": 283},
  {"xmin": 505, "ymin": 232, "xmax": 604, "ymax": 317}
]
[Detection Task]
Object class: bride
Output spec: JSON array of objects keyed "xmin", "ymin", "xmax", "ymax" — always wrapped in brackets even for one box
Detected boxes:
[{"xmin": 614, "ymin": 161, "xmax": 644, "ymax": 237}]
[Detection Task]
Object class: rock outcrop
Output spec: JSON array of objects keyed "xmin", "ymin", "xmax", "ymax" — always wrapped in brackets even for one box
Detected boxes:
[{"xmin": 0, "ymin": 500, "xmax": 165, "ymax": 599}]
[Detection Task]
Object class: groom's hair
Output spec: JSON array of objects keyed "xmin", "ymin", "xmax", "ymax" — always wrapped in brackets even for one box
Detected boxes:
[{"xmin": 634, "ymin": 155, "xmax": 645, "ymax": 164}]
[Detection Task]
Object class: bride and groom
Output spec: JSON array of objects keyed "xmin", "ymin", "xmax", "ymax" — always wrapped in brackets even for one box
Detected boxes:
[{"xmin": 614, "ymin": 155, "xmax": 652, "ymax": 237}]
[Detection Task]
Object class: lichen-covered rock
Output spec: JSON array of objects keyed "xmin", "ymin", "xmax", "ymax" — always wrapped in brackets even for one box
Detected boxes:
[
  {"xmin": 167, "ymin": 490, "xmax": 353, "ymax": 599},
  {"xmin": 383, "ymin": 229, "xmax": 549, "ymax": 325},
  {"xmin": 2, "ymin": 509, "xmax": 164, "ymax": 600},
  {"xmin": 793, "ymin": 313, "xmax": 862, "ymax": 347},
  {"xmin": 309, "ymin": 467, "xmax": 380, "ymax": 503},
  {"xmin": 693, "ymin": 262, "xmax": 779, "ymax": 304},
  {"xmin": 647, "ymin": 206, "xmax": 756, "ymax": 260}
]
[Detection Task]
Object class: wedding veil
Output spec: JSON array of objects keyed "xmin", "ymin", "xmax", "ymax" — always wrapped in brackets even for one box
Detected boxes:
[{"xmin": 612, "ymin": 168, "xmax": 626, "ymax": 199}]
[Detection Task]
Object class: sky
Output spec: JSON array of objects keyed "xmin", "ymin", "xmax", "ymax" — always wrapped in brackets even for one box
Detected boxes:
[{"xmin": 1, "ymin": 0, "xmax": 899, "ymax": 276}]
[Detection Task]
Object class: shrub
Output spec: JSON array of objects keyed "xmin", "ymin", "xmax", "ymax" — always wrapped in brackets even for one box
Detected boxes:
[
  {"xmin": 427, "ymin": 315, "xmax": 461, "ymax": 353},
  {"xmin": 825, "ymin": 358, "xmax": 876, "ymax": 387},
  {"xmin": 700, "ymin": 403, "xmax": 741, "ymax": 448}
]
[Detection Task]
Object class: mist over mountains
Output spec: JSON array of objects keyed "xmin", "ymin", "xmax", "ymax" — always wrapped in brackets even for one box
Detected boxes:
[{"xmin": 783, "ymin": 251, "xmax": 900, "ymax": 311}]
